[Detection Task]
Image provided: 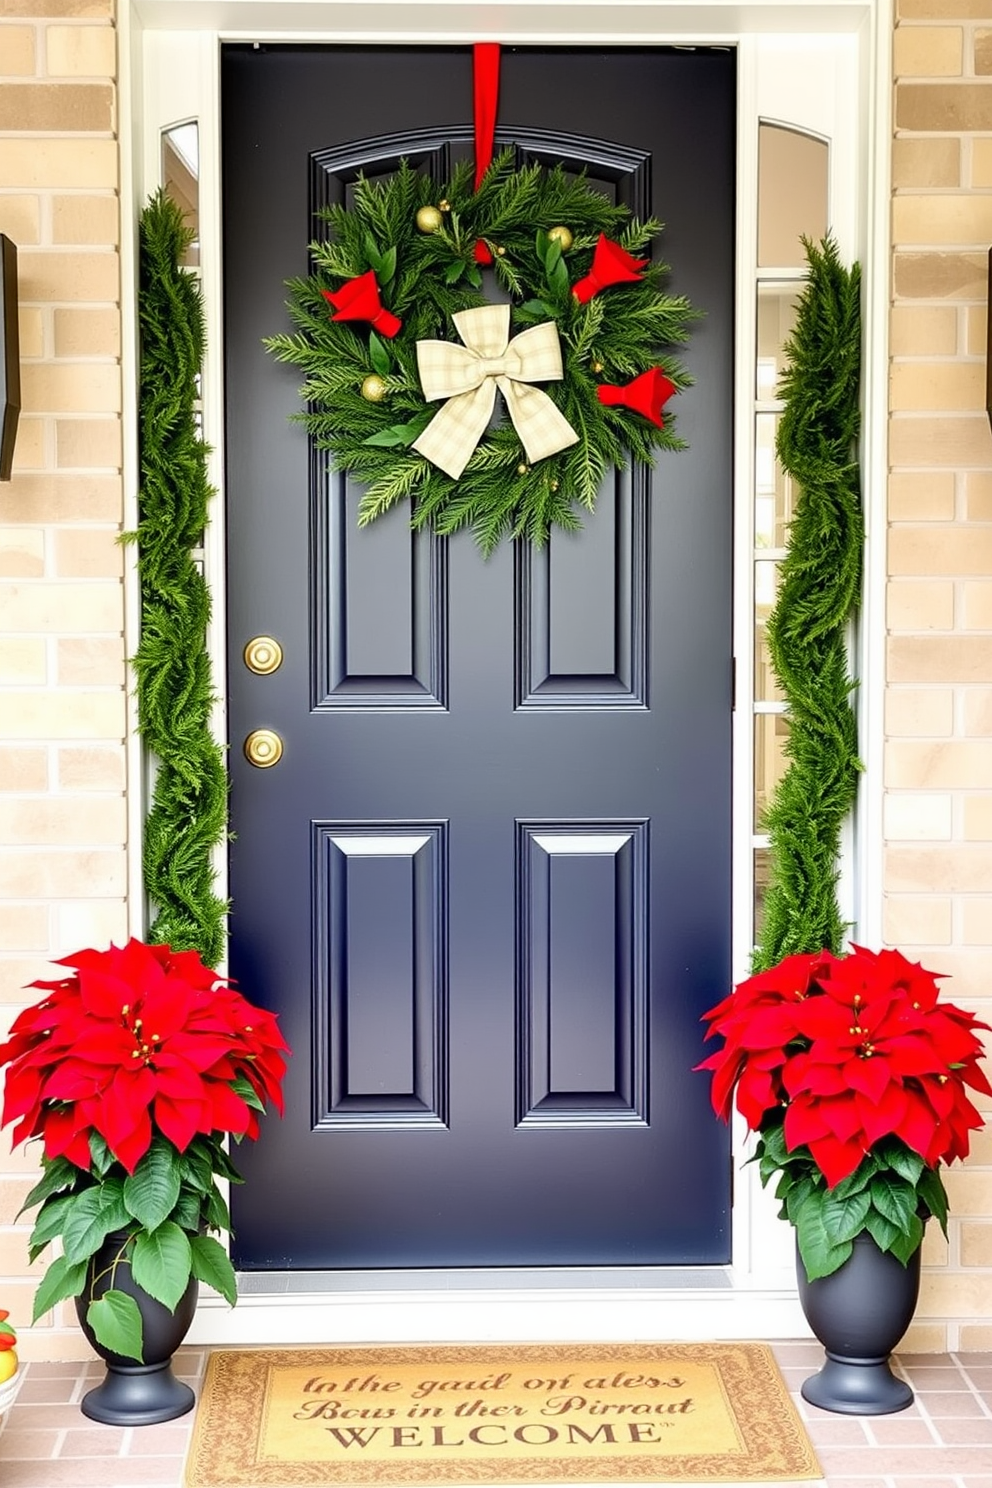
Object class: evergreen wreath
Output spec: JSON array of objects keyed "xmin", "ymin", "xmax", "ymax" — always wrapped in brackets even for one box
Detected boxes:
[
  {"xmin": 754, "ymin": 236, "xmax": 863, "ymax": 969},
  {"xmin": 265, "ymin": 152, "xmax": 698, "ymax": 552},
  {"xmin": 128, "ymin": 190, "xmax": 228, "ymax": 965}
]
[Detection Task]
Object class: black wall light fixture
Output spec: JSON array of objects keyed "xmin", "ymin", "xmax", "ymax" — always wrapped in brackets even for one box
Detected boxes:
[{"xmin": 0, "ymin": 234, "xmax": 20, "ymax": 481}]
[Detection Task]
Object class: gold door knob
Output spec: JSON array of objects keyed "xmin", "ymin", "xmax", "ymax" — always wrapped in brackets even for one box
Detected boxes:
[
  {"xmin": 244, "ymin": 728, "xmax": 283, "ymax": 768},
  {"xmin": 243, "ymin": 635, "xmax": 283, "ymax": 675}
]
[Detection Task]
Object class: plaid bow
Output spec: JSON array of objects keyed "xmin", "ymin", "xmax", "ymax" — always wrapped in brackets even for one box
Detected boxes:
[{"xmin": 413, "ymin": 305, "xmax": 578, "ymax": 480}]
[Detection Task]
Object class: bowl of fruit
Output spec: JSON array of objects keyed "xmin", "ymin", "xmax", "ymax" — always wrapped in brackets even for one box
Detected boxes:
[{"xmin": 0, "ymin": 1309, "xmax": 20, "ymax": 1415}]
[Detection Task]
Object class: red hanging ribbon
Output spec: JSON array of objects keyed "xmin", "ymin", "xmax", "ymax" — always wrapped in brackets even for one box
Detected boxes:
[
  {"xmin": 322, "ymin": 270, "xmax": 402, "ymax": 338},
  {"xmin": 473, "ymin": 43, "xmax": 501, "ymax": 190},
  {"xmin": 473, "ymin": 43, "xmax": 500, "ymax": 265},
  {"xmin": 596, "ymin": 368, "xmax": 676, "ymax": 428},
  {"xmin": 572, "ymin": 234, "xmax": 649, "ymax": 304}
]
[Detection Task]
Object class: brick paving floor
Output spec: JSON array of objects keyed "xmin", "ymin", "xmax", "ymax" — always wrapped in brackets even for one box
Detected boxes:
[{"xmin": 0, "ymin": 1341, "xmax": 989, "ymax": 1487}]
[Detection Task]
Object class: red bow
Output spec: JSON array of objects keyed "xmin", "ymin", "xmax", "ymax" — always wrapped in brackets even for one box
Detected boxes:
[
  {"xmin": 596, "ymin": 368, "xmax": 676, "ymax": 428},
  {"xmin": 322, "ymin": 270, "xmax": 401, "ymax": 338},
  {"xmin": 572, "ymin": 235, "xmax": 649, "ymax": 304}
]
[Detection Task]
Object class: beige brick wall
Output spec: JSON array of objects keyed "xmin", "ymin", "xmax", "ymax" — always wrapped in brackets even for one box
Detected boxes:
[
  {"xmin": 891, "ymin": 0, "xmax": 992, "ymax": 1353},
  {"xmin": 0, "ymin": 0, "xmax": 125, "ymax": 1360},
  {"xmin": 0, "ymin": 0, "xmax": 990, "ymax": 1360}
]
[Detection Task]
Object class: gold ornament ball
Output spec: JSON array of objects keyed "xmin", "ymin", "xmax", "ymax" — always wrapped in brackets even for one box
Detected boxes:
[
  {"xmin": 591, "ymin": 360, "xmax": 604, "ymax": 374},
  {"xmin": 517, "ymin": 462, "xmax": 530, "ymax": 476},
  {"xmin": 495, "ymin": 245, "xmax": 506, "ymax": 257},
  {"xmin": 361, "ymin": 374, "xmax": 388, "ymax": 403},
  {"xmin": 416, "ymin": 205, "xmax": 443, "ymax": 233},
  {"xmin": 548, "ymin": 226, "xmax": 574, "ymax": 251}
]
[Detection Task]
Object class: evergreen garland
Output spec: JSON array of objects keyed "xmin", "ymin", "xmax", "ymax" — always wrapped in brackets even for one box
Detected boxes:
[
  {"xmin": 266, "ymin": 153, "xmax": 697, "ymax": 552},
  {"xmin": 129, "ymin": 190, "xmax": 227, "ymax": 964},
  {"xmin": 754, "ymin": 237, "xmax": 863, "ymax": 968}
]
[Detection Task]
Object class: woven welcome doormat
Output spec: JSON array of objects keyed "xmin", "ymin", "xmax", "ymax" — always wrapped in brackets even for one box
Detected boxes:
[{"xmin": 184, "ymin": 1342, "xmax": 821, "ymax": 1486}]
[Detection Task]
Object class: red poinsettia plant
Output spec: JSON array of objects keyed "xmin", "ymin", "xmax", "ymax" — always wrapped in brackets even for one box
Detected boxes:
[
  {"xmin": 697, "ymin": 945, "xmax": 990, "ymax": 1280},
  {"xmin": 0, "ymin": 939, "xmax": 289, "ymax": 1363}
]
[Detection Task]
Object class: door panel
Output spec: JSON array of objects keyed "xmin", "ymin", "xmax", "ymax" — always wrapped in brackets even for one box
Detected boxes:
[
  {"xmin": 517, "ymin": 821, "xmax": 648, "ymax": 1125},
  {"xmin": 517, "ymin": 481, "xmax": 646, "ymax": 705},
  {"xmin": 313, "ymin": 822, "xmax": 448, "ymax": 1127},
  {"xmin": 222, "ymin": 45, "xmax": 735, "ymax": 1269}
]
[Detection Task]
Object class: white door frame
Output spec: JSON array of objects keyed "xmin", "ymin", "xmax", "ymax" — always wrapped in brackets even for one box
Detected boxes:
[{"xmin": 124, "ymin": 0, "xmax": 891, "ymax": 1345}]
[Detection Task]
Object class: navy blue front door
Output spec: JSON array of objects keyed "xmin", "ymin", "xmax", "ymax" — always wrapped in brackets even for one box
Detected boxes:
[{"xmin": 222, "ymin": 45, "xmax": 735, "ymax": 1268}]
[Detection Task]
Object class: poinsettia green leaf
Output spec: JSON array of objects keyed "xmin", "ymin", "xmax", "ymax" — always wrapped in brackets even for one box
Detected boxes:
[
  {"xmin": 876, "ymin": 1141, "xmax": 925, "ymax": 1186},
  {"xmin": 202, "ymin": 1141, "xmax": 244, "ymax": 1184},
  {"xmin": 798, "ymin": 1235, "xmax": 853, "ymax": 1282},
  {"xmin": 793, "ymin": 1198, "xmax": 853, "ymax": 1282},
  {"xmin": 173, "ymin": 1187, "xmax": 205, "ymax": 1232},
  {"xmin": 917, "ymin": 1167, "xmax": 949, "ymax": 1236},
  {"xmin": 231, "ymin": 1074, "xmax": 266, "ymax": 1114},
  {"xmin": 535, "ymin": 229, "xmax": 550, "ymax": 264},
  {"xmin": 869, "ymin": 1172, "xmax": 918, "ymax": 1232},
  {"xmin": 785, "ymin": 1181, "xmax": 818, "ymax": 1225},
  {"xmin": 760, "ymin": 1149, "xmax": 790, "ymax": 1187},
  {"xmin": 95, "ymin": 1174, "xmax": 128, "ymax": 1221},
  {"xmin": 19, "ymin": 1157, "xmax": 77, "ymax": 1217},
  {"xmin": 32, "ymin": 1254, "xmax": 89, "ymax": 1322},
  {"xmin": 444, "ymin": 260, "xmax": 464, "ymax": 285},
  {"xmin": 466, "ymin": 265, "xmax": 483, "ymax": 290},
  {"xmin": 123, "ymin": 1141, "xmax": 182, "ymax": 1230},
  {"xmin": 204, "ymin": 1184, "xmax": 231, "ymax": 1234},
  {"xmin": 86, "ymin": 1291, "xmax": 144, "ymax": 1362},
  {"xmin": 864, "ymin": 1208, "xmax": 901, "ymax": 1254},
  {"xmin": 190, "ymin": 1234, "xmax": 238, "ymax": 1307},
  {"xmin": 829, "ymin": 1155, "xmax": 879, "ymax": 1201},
  {"xmin": 820, "ymin": 1185, "xmax": 872, "ymax": 1244},
  {"xmin": 179, "ymin": 1145, "xmax": 213, "ymax": 1194},
  {"xmin": 28, "ymin": 1193, "xmax": 78, "ymax": 1255},
  {"xmin": 88, "ymin": 1131, "xmax": 114, "ymax": 1178},
  {"xmin": 61, "ymin": 1186, "xmax": 130, "ymax": 1265},
  {"xmin": 368, "ymin": 331, "xmax": 391, "ymax": 377},
  {"xmin": 784, "ymin": 1175, "xmax": 817, "ymax": 1227},
  {"xmin": 773, "ymin": 1168, "xmax": 795, "ymax": 1201},
  {"xmin": 131, "ymin": 1222, "xmax": 192, "ymax": 1312},
  {"xmin": 888, "ymin": 1212, "xmax": 925, "ymax": 1265},
  {"xmin": 757, "ymin": 1121, "xmax": 789, "ymax": 1171}
]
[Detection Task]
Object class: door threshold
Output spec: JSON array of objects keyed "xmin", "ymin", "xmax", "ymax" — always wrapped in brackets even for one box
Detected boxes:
[
  {"xmin": 236, "ymin": 1267, "xmax": 734, "ymax": 1295},
  {"xmin": 193, "ymin": 1268, "xmax": 808, "ymax": 1346}
]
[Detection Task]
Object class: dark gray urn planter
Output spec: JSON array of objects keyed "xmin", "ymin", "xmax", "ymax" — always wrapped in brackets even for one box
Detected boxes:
[
  {"xmin": 75, "ymin": 1231, "xmax": 198, "ymax": 1426},
  {"xmin": 796, "ymin": 1231, "xmax": 921, "ymax": 1415}
]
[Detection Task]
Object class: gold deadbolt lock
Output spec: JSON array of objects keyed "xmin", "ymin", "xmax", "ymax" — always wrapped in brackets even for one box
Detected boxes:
[
  {"xmin": 244, "ymin": 728, "xmax": 283, "ymax": 769},
  {"xmin": 243, "ymin": 635, "xmax": 283, "ymax": 675}
]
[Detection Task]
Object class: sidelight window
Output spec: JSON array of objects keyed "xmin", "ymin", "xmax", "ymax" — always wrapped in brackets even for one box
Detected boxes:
[{"xmin": 162, "ymin": 122, "xmax": 200, "ymax": 266}]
